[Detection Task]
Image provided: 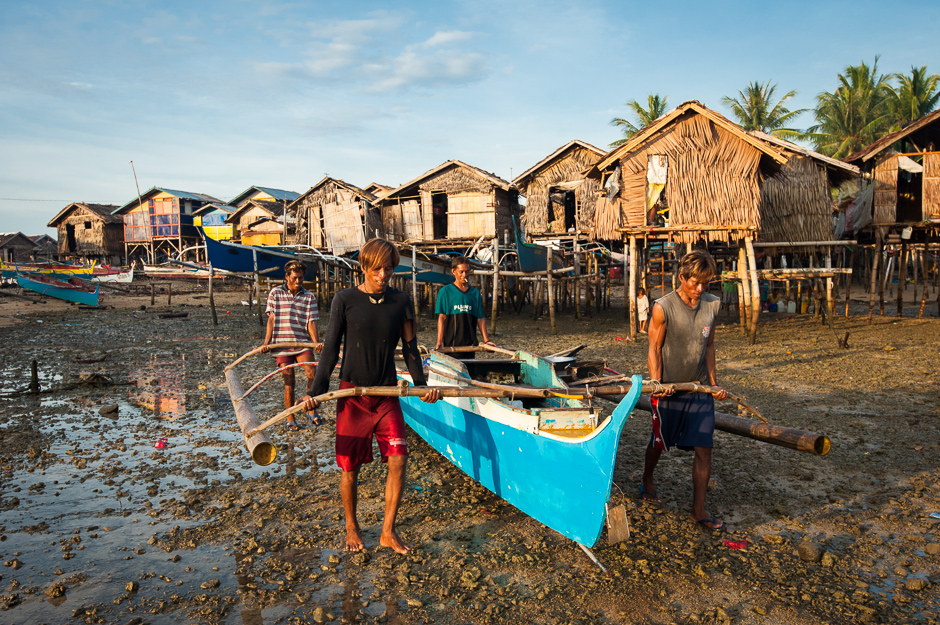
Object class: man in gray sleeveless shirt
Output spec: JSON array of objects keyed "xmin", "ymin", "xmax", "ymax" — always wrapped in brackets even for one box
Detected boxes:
[{"xmin": 641, "ymin": 250, "xmax": 728, "ymax": 531}]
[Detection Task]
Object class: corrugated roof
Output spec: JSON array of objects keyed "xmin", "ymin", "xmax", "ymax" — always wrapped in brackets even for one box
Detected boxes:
[
  {"xmin": 229, "ymin": 185, "xmax": 301, "ymax": 207},
  {"xmin": 114, "ymin": 187, "xmax": 224, "ymax": 214}
]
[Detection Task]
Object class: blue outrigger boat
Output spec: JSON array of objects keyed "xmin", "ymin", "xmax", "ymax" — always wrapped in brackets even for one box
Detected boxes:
[
  {"xmin": 512, "ymin": 217, "xmax": 564, "ymax": 272},
  {"xmin": 399, "ymin": 349, "xmax": 641, "ymax": 547},
  {"xmin": 202, "ymin": 233, "xmax": 323, "ymax": 280},
  {"xmin": 16, "ymin": 273, "xmax": 99, "ymax": 306}
]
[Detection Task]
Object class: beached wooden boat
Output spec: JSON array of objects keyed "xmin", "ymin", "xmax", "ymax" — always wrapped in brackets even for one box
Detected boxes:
[
  {"xmin": 92, "ymin": 267, "xmax": 134, "ymax": 283},
  {"xmin": 203, "ymin": 232, "xmax": 318, "ymax": 280},
  {"xmin": 16, "ymin": 273, "xmax": 99, "ymax": 306},
  {"xmin": 398, "ymin": 349, "xmax": 642, "ymax": 547},
  {"xmin": 512, "ymin": 217, "xmax": 564, "ymax": 272},
  {"xmin": 1, "ymin": 261, "xmax": 95, "ymax": 280},
  {"xmin": 393, "ymin": 251, "xmax": 454, "ymax": 285}
]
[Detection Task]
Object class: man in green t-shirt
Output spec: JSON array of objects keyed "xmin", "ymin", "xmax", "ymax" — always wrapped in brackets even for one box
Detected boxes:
[{"xmin": 435, "ymin": 256, "xmax": 494, "ymax": 350}]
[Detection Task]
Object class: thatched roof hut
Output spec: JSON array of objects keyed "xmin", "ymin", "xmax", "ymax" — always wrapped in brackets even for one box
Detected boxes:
[
  {"xmin": 0, "ymin": 232, "xmax": 38, "ymax": 263},
  {"xmin": 512, "ymin": 140, "xmax": 606, "ymax": 235},
  {"xmin": 29, "ymin": 235, "xmax": 59, "ymax": 260},
  {"xmin": 587, "ymin": 100, "xmax": 857, "ymax": 247},
  {"xmin": 287, "ymin": 178, "xmax": 379, "ymax": 254},
  {"xmin": 47, "ymin": 202, "xmax": 123, "ymax": 263},
  {"xmin": 376, "ymin": 160, "xmax": 519, "ymax": 243},
  {"xmin": 845, "ymin": 108, "xmax": 940, "ymax": 227}
]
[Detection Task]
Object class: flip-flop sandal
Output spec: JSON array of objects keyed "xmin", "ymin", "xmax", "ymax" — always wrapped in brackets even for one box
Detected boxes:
[
  {"xmin": 285, "ymin": 420, "xmax": 300, "ymax": 432},
  {"xmin": 695, "ymin": 517, "xmax": 725, "ymax": 531},
  {"xmin": 307, "ymin": 411, "xmax": 321, "ymax": 427},
  {"xmin": 638, "ymin": 485, "xmax": 661, "ymax": 503}
]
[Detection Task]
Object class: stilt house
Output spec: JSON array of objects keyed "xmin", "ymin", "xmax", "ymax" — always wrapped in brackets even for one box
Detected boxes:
[
  {"xmin": 587, "ymin": 101, "xmax": 857, "ymax": 247},
  {"xmin": 114, "ymin": 187, "xmax": 222, "ymax": 263},
  {"xmin": 226, "ymin": 200, "xmax": 287, "ymax": 245},
  {"xmin": 845, "ymin": 108, "xmax": 940, "ymax": 240},
  {"xmin": 287, "ymin": 178, "xmax": 379, "ymax": 254},
  {"xmin": 228, "ymin": 186, "xmax": 300, "ymax": 208},
  {"xmin": 376, "ymin": 160, "xmax": 519, "ymax": 243},
  {"xmin": 512, "ymin": 140, "xmax": 606, "ymax": 235},
  {"xmin": 193, "ymin": 203, "xmax": 235, "ymax": 241},
  {"xmin": 46, "ymin": 202, "xmax": 123, "ymax": 264},
  {"xmin": 0, "ymin": 232, "xmax": 38, "ymax": 263}
]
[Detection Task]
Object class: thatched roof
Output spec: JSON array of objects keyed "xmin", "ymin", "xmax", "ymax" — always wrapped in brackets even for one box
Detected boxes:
[
  {"xmin": 380, "ymin": 160, "xmax": 513, "ymax": 200},
  {"xmin": 47, "ymin": 202, "xmax": 122, "ymax": 227},
  {"xmin": 288, "ymin": 177, "xmax": 376, "ymax": 211},
  {"xmin": 846, "ymin": 108, "xmax": 940, "ymax": 164},
  {"xmin": 0, "ymin": 232, "xmax": 38, "ymax": 250},
  {"xmin": 513, "ymin": 140, "xmax": 606, "ymax": 190},
  {"xmin": 749, "ymin": 130, "xmax": 860, "ymax": 185},
  {"xmin": 588, "ymin": 100, "xmax": 788, "ymax": 179}
]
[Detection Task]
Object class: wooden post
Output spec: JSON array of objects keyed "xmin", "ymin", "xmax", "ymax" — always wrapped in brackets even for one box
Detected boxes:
[
  {"xmin": 532, "ymin": 278, "xmax": 542, "ymax": 320},
  {"xmin": 897, "ymin": 243, "xmax": 908, "ymax": 318},
  {"xmin": 167, "ymin": 281, "xmax": 172, "ymax": 306},
  {"xmin": 150, "ymin": 282, "xmax": 155, "ymax": 306},
  {"xmin": 547, "ymin": 253, "xmax": 556, "ymax": 335},
  {"xmin": 826, "ymin": 277, "xmax": 834, "ymax": 321},
  {"xmin": 918, "ymin": 249, "xmax": 928, "ymax": 319},
  {"xmin": 867, "ymin": 233, "xmax": 881, "ymax": 325},
  {"xmin": 737, "ymin": 245, "xmax": 750, "ymax": 333},
  {"xmin": 878, "ymin": 235, "xmax": 886, "ymax": 316},
  {"xmin": 573, "ymin": 242, "xmax": 581, "ymax": 320},
  {"xmin": 491, "ymin": 238, "xmax": 499, "ymax": 332},
  {"xmin": 209, "ymin": 263, "xmax": 218, "ymax": 326},
  {"xmin": 29, "ymin": 360, "xmax": 39, "ymax": 394},
  {"xmin": 844, "ymin": 246, "xmax": 856, "ymax": 318},
  {"xmin": 628, "ymin": 235, "xmax": 637, "ymax": 339},
  {"xmin": 745, "ymin": 236, "xmax": 760, "ymax": 345},
  {"xmin": 411, "ymin": 246, "xmax": 418, "ymax": 318},
  {"xmin": 623, "ymin": 246, "xmax": 629, "ymax": 319}
]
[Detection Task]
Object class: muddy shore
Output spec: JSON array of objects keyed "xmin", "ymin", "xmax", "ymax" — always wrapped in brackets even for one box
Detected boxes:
[{"xmin": 0, "ymin": 280, "xmax": 937, "ymax": 624}]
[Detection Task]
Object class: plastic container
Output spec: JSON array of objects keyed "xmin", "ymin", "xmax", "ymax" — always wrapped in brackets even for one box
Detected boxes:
[
  {"xmin": 787, "ymin": 301, "xmax": 796, "ymax": 313},
  {"xmin": 800, "ymin": 301, "xmax": 809, "ymax": 314}
]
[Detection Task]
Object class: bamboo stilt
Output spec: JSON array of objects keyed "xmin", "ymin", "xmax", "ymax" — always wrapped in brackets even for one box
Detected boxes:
[
  {"xmin": 547, "ymin": 254, "xmax": 556, "ymax": 335},
  {"xmin": 844, "ymin": 247, "xmax": 855, "ymax": 318},
  {"xmin": 491, "ymin": 238, "xmax": 499, "ymax": 332},
  {"xmin": 209, "ymin": 264, "xmax": 218, "ymax": 326},
  {"xmin": 897, "ymin": 243, "xmax": 908, "ymax": 318},
  {"xmin": 628, "ymin": 235, "xmax": 637, "ymax": 339},
  {"xmin": 737, "ymin": 245, "xmax": 750, "ymax": 333},
  {"xmin": 745, "ymin": 236, "xmax": 760, "ymax": 344}
]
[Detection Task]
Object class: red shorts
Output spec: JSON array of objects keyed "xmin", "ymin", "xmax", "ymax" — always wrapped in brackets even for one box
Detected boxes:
[
  {"xmin": 275, "ymin": 350, "xmax": 314, "ymax": 367},
  {"xmin": 335, "ymin": 380, "xmax": 408, "ymax": 472}
]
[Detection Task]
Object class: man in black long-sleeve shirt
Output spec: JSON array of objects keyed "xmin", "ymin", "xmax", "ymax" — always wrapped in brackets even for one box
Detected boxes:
[{"xmin": 304, "ymin": 239, "xmax": 440, "ymax": 553}]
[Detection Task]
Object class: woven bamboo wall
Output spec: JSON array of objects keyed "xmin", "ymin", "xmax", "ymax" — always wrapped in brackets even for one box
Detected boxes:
[
  {"xmin": 605, "ymin": 113, "xmax": 764, "ymax": 244},
  {"xmin": 924, "ymin": 153, "xmax": 940, "ymax": 220},
  {"xmin": 57, "ymin": 211, "xmax": 123, "ymax": 257},
  {"xmin": 322, "ymin": 189, "xmax": 367, "ymax": 255},
  {"xmin": 519, "ymin": 146, "xmax": 603, "ymax": 234},
  {"xmin": 873, "ymin": 155, "xmax": 898, "ymax": 224},
  {"xmin": 758, "ymin": 156, "xmax": 833, "ymax": 243}
]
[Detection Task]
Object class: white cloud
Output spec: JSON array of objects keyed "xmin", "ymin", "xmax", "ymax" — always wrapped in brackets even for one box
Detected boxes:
[
  {"xmin": 423, "ymin": 30, "xmax": 473, "ymax": 48},
  {"xmin": 252, "ymin": 14, "xmax": 491, "ymax": 92}
]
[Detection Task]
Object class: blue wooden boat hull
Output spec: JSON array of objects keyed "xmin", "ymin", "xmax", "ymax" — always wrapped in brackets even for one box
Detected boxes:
[
  {"xmin": 16, "ymin": 275, "xmax": 99, "ymax": 306},
  {"xmin": 203, "ymin": 232, "xmax": 315, "ymax": 280},
  {"xmin": 400, "ymin": 372, "xmax": 642, "ymax": 547},
  {"xmin": 512, "ymin": 217, "xmax": 563, "ymax": 272}
]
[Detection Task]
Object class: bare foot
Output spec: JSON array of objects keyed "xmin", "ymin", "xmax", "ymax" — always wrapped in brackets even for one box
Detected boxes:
[
  {"xmin": 345, "ymin": 525, "xmax": 365, "ymax": 551},
  {"xmin": 379, "ymin": 529, "xmax": 411, "ymax": 554}
]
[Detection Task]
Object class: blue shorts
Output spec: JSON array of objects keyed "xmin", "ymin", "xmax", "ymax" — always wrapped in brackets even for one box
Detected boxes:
[{"xmin": 649, "ymin": 392, "xmax": 715, "ymax": 451}]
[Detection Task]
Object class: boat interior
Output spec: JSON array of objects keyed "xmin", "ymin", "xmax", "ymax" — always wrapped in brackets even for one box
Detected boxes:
[{"xmin": 429, "ymin": 350, "xmax": 603, "ymax": 435}]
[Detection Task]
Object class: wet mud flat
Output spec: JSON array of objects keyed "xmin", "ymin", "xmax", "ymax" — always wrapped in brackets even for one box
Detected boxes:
[{"xmin": 0, "ymin": 287, "xmax": 938, "ymax": 624}]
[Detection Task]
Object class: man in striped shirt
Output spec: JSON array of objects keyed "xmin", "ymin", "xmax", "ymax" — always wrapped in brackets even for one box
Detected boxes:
[{"xmin": 260, "ymin": 260, "xmax": 321, "ymax": 431}]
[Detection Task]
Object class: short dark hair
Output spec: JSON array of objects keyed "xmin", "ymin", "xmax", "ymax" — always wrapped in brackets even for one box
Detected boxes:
[
  {"xmin": 451, "ymin": 256, "xmax": 471, "ymax": 271},
  {"xmin": 360, "ymin": 238, "xmax": 400, "ymax": 271},
  {"xmin": 678, "ymin": 249, "xmax": 717, "ymax": 281},
  {"xmin": 284, "ymin": 260, "xmax": 306, "ymax": 275}
]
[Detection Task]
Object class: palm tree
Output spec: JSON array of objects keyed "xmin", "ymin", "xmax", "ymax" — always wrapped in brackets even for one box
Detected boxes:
[
  {"xmin": 609, "ymin": 94, "xmax": 669, "ymax": 146},
  {"xmin": 892, "ymin": 65, "xmax": 940, "ymax": 125},
  {"xmin": 806, "ymin": 58, "xmax": 896, "ymax": 159},
  {"xmin": 721, "ymin": 81, "xmax": 807, "ymax": 141}
]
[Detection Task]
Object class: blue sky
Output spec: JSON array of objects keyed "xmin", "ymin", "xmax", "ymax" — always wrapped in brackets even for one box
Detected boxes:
[{"xmin": 1, "ymin": 0, "xmax": 937, "ymax": 236}]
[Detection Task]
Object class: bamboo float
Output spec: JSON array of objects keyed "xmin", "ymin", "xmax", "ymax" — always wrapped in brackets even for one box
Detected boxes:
[{"xmin": 629, "ymin": 395, "xmax": 829, "ymax": 456}]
